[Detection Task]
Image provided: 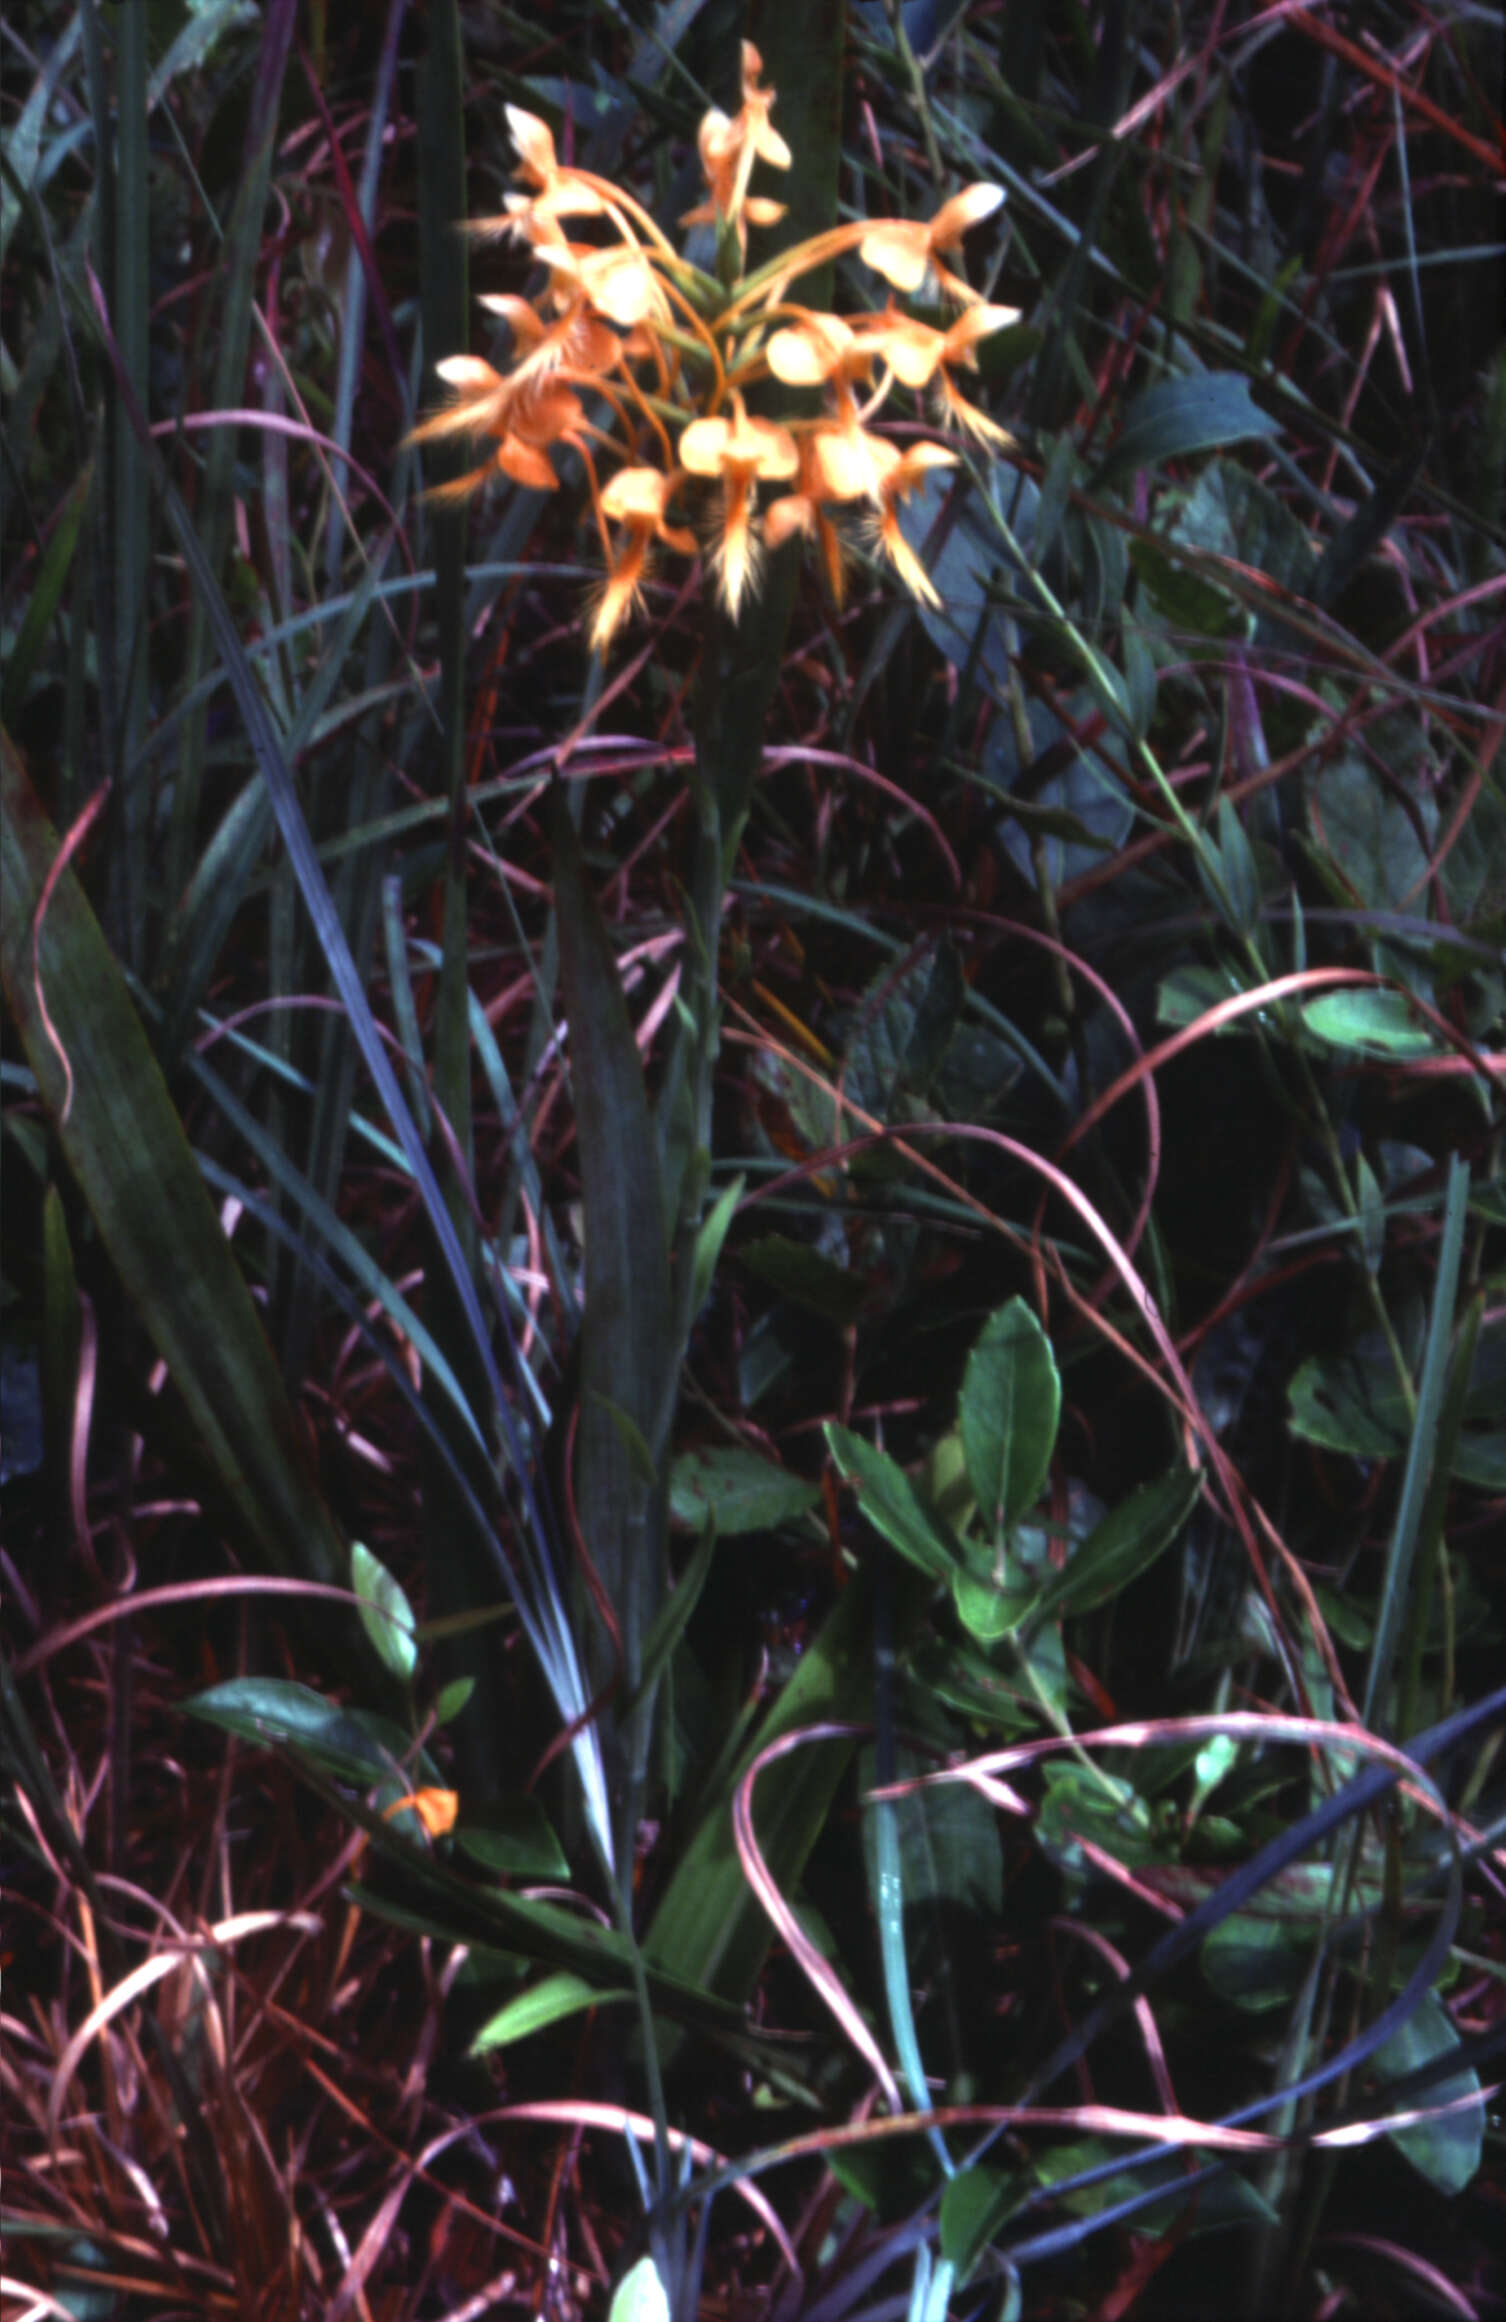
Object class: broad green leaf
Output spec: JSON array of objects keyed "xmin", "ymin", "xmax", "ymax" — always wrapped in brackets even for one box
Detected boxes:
[
  {"xmin": 473, "ymin": 1971, "xmax": 632, "ymax": 2054},
  {"xmin": 826, "ymin": 1424, "xmax": 964, "ymax": 1583},
  {"xmin": 1155, "ymin": 963, "xmax": 1249, "ymax": 1028},
  {"xmin": 1197, "ymin": 795, "xmax": 1261, "ymax": 942},
  {"xmin": 669, "ymin": 1444, "xmax": 820, "ymax": 1535},
  {"xmin": 1031, "ymin": 2138, "xmax": 1185, "ymax": 2231},
  {"xmin": 645, "ymin": 1564, "xmax": 933, "ymax": 2029},
  {"xmin": 1355, "ymin": 1152, "xmax": 1387, "ymax": 1276},
  {"xmin": 917, "ymin": 1632, "xmax": 1056, "ymax": 1734},
  {"xmin": 608, "ymin": 2259, "xmax": 669, "ymax": 2322},
  {"xmin": 1158, "ymin": 463, "xmax": 1315, "ymax": 635},
  {"xmin": 1094, "ymin": 374, "xmax": 1281, "ymax": 483},
  {"xmin": 1455, "ymin": 1433, "xmax": 1506, "ymax": 1489},
  {"xmin": 454, "ymin": 1799, "xmax": 569, "ymax": 1881},
  {"xmin": 860, "ymin": 1744, "xmax": 1003, "ymax": 1920},
  {"xmin": 1128, "ymin": 537, "xmax": 1241, "ymax": 640},
  {"xmin": 990, "ymin": 698, "xmax": 1135, "ymax": 889},
  {"xmin": 432, "ymin": 1677, "xmax": 476, "ymax": 1726},
  {"xmin": 950, "ymin": 1567, "xmax": 1036, "ymax": 1643},
  {"xmin": 1, "ymin": 732, "xmax": 346, "ymax": 1594},
  {"xmin": 1288, "ymin": 1335, "xmax": 1409, "ymax": 1460},
  {"xmin": 1202, "ymin": 1912, "xmax": 1319, "ymax": 2012},
  {"xmin": 1373, "ymin": 1992, "xmax": 1484, "ymax": 2195},
  {"xmin": 351, "ymin": 1541, "xmax": 417, "ymax": 1684},
  {"xmin": 1310, "ymin": 740, "xmax": 1438, "ymax": 911},
  {"xmin": 182, "ymin": 1677, "xmax": 423, "ymax": 1790},
  {"xmin": 741, "ymin": 1235, "xmax": 868, "ymax": 1326},
  {"xmin": 825, "ymin": 2133, "xmax": 939, "ymax": 2222},
  {"xmin": 1034, "ymin": 1764, "xmax": 1160, "ymax": 1880},
  {"xmin": 1029, "ymin": 1469, "xmax": 1200, "ymax": 1622},
  {"xmin": 940, "ymin": 2166, "xmax": 1025, "ymax": 2279},
  {"xmin": 959, "ymin": 1298, "xmax": 1060, "ymax": 1529},
  {"xmin": 692, "ymin": 1171, "xmax": 744, "ymax": 1317},
  {"xmin": 1301, "ymin": 988, "xmax": 1439, "ymax": 1059},
  {"xmin": 893, "ymin": 465, "xmax": 1034, "ymax": 691},
  {"xmin": 841, "ymin": 944, "xmax": 966, "ymax": 1125}
]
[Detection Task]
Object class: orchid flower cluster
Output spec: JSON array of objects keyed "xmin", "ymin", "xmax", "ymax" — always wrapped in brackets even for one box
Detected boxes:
[{"xmin": 411, "ymin": 44, "xmax": 1019, "ymax": 653}]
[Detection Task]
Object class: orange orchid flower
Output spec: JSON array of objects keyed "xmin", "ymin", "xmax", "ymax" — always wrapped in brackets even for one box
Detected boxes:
[
  {"xmin": 533, "ymin": 236, "xmax": 670, "ymax": 331},
  {"xmin": 864, "ymin": 300, "xmax": 1020, "ymax": 446},
  {"xmin": 682, "ymin": 42, "xmax": 791, "ymax": 249},
  {"xmin": 406, "ymin": 356, "xmax": 585, "ymax": 500},
  {"xmin": 868, "ymin": 439, "xmax": 959, "ymax": 608},
  {"xmin": 766, "ymin": 311, "xmax": 889, "ymax": 504},
  {"xmin": 591, "ymin": 466, "xmax": 697, "ymax": 651},
  {"xmin": 406, "ymin": 45, "xmax": 1024, "ymax": 649},
  {"xmin": 764, "ymin": 435, "xmax": 849, "ymax": 606},
  {"xmin": 765, "ymin": 309, "xmax": 878, "ymax": 398},
  {"xmin": 407, "ymin": 353, "xmax": 513, "ymax": 445},
  {"xmin": 860, "ymin": 183, "xmax": 1005, "ymax": 305},
  {"xmin": 475, "ymin": 291, "xmax": 622, "ymax": 395},
  {"xmin": 473, "ymin": 104, "xmax": 608, "ymax": 233},
  {"xmin": 679, "ymin": 388, "xmax": 798, "ymax": 617}
]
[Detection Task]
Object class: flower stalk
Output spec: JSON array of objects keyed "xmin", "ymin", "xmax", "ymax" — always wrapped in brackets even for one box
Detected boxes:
[{"xmin": 408, "ymin": 40, "xmax": 1021, "ymax": 1877}]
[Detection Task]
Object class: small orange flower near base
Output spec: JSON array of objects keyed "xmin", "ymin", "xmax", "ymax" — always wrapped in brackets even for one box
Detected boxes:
[{"xmin": 382, "ymin": 1788, "xmax": 459, "ymax": 1839}]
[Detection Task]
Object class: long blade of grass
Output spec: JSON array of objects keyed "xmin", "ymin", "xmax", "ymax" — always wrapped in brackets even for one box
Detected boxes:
[
  {"xmin": 2, "ymin": 465, "xmax": 91, "ymax": 729},
  {"xmin": 551, "ymin": 791, "xmax": 672, "ymax": 1824},
  {"xmin": 166, "ymin": 0, "xmax": 298, "ymax": 916},
  {"xmin": 158, "ymin": 532, "xmax": 395, "ymax": 1060},
  {"xmin": 1361, "ymin": 1153, "xmax": 1471, "ymax": 1729},
  {"xmin": 0, "ymin": 730, "xmax": 347, "ymax": 1598}
]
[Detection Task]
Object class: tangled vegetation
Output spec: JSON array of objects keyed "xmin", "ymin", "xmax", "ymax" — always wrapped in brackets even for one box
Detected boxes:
[{"xmin": 2, "ymin": 5, "xmax": 1503, "ymax": 2318}]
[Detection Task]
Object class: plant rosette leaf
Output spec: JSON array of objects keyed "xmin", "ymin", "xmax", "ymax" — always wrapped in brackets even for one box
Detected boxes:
[
  {"xmin": 940, "ymin": 2165, "xmax": 1026, "ymax": 2280},
  {"xmin": 1027, "ymin": 1467, "xmax": 1201, "ymax": 1624},
  {"xmin": 182, "ymin": 1676, "xmax": 439, "ymax": 1794},
  {"xmin": 958, "ymin": 1297, "xmax": 1061, "ymax": 1532},
  {"xmin": 1300, "ymin": 988, "xmax": 1441, "ymax": 1059},
  {"xmin": 1202, "ymin": 1910, "xmax": 1323, "ymax": 2013},
  {"xmin": 825, "ymin": 1423, "xmax": 966, "ymax": 1583},
  {"xmin": 894, "ymin": 464, "xmax": 1039, "ymax": 692},
  {"xmin": 741, "ymin": 1234, "xmax": 869, "ymax": 1327},
  {"xmin": 1034, "ymin": 1763, "xmax": 1166, "ymax": 1890},
  {"xmin": 1285, "ymin": 1320, "xmax": 1506, "ymax": 1488},
  {"xmin": 859, "ymin": 1742, "xmax": 1004, "ymax": 1921},
  {"xmin": 669, "ymin": 1443, "xmax": 821, "ymax": 1534},
  {"xmin": 1372, "ymin": 1991, "xmax": 1484, "ymax": 2196},
  {"xmin": 351, "ymin": 1540, "xmax": 418, "ymax": 1683},
  {"xmin": 453, "ymin": 1797, "xmax": 570, "ymax": 1881}
]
